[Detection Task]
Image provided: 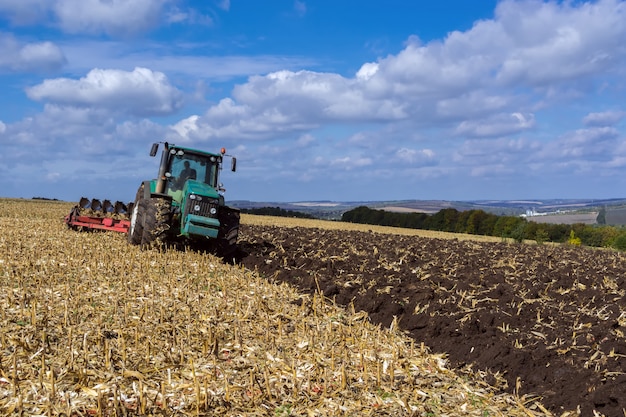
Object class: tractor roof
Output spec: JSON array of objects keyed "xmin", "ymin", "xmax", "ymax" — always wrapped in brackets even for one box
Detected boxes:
[{"xmin": 171, "ymin": 144, "xmax": 222, "ymax": 158}]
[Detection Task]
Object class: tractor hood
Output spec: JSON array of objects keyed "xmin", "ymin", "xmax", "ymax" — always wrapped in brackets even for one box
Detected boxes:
[{"xmin": 184, "ymin": 179, "xmax": 220, "ymax": 200}]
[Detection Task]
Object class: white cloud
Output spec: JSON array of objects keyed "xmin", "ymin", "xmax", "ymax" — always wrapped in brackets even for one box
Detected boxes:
[
  {"xmin": 294, "ymin": 1, "xmax": 307, "ymax": 17},
  {"xmin": 171, "ymin": 69, "xmax": 409, "ymax": 143},
  {"xmin": 0, "ymin": 120, "xmax": 5, "ymax": 134},
  {"xmin": 165, "ymin": 6, "xmax": 214, "ymax": 25},
  {"xmin": 296, "ymin": 133, "xmax": 315, "ymax": 146},
  {"xmin": 436, "ymin": 92, "xmax": 511, "ymax": 120},
  {"xmin": 452, "ymin": 137, "xmax": 539, "ymax": 168},
  {"xmin": 356, "ymin": 0, "xmax": 626, "ymax": 102},
  {"xmin": 26, "ymin": 67, "xmax": 184, "ymax": 117},
  {"xmin": 547, "ymin": 127, "xmax": 620, "ymax": 159},
  {"xmin": 166, "ymin": 8, "xmax": 189, "ymax": 24},
  {"xmin": 216, "ymin": 0, "xmax": 230, "ymax": 11},
  {"xmin": 0, "ymin": 0, "xmax": 220, "ymax": 35},
  {"xmin": 166, "ymin": 93, "xmax": 320, "ymax": 144},
  {"xmin": 455, "ymin": 112, "xmax": 536, "ymax": 138},
  {"xmin": 55, "ymin": 40, "xmax": 318, "ymax": 83},
  {"xmin": 396, "ymin": 148, "xmax": 435, "ymax": 165},
  {"xmin": 19, "ymin": 42, "xmax": 66, "ymax": 70},
  {"xmin": 169, "ymin": 115, "xmax": 201, "ymax": 142},
  {"xmin": 46, "ymin": 172, "xmax": 61, "ymax": 181},
  {"xmin": 0, "ymin": 0, "xmax": 50, "ymax": 24},
  {"xmin": 493, "ymin": 0, "xmax": 626, "ymax": 86},
  {"xmin": 52, "ymin": 0, "xmax": 169, "ymax": 36},
  {"xmin": 0, "ymin": 34, "xmax": 66, "ymax": 72},
  {"xmin": 356, "ymin": 62, "xmax": 378, "ymax": 81},
  {"xmin": 326, "ymin": 156, "xmax": 373, "ymax": 170},
  {"xmin": 583, "ymin": 110, "xmax": 626, "ymax": 127}
]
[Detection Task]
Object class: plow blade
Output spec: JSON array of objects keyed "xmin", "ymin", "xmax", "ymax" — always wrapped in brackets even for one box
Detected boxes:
[{"xmin": 65, "ymin": 197, "xmax": 132, "ymax": 233}]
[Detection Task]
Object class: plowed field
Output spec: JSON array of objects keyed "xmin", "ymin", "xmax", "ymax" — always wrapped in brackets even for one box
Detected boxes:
[{"xmin": 237, "ymin": 223, "xmax": 626, "ymax": 416}]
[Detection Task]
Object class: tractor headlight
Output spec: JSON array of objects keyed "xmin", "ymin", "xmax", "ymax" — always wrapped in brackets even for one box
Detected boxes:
[
  {"xmin": 189, "ymin": 194, "xmax": 202, "ymax": 201},
  {"xmin": 210, "ymin": 207, "xmax": 217, "ymax": 215},
  {"xmin": 194, "ymin": 205, "xmax": 201, "ymax": 212}
]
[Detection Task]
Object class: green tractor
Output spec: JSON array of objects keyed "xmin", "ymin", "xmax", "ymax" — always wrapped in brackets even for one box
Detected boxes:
[{"xmin": 128, "ymin": 142, "xmax": 240, "ymax": 254}]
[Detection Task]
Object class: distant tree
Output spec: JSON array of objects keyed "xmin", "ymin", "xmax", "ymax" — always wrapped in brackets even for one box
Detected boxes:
[
  {"xmin": 597, "ymin": 226, "xmax": 619, "ymax": 247},
  {"xmin": 493, "ymin": 216, "xmax": 526, "ymax": 238},
  {"xmin": 480, "ymin": 213, "xmax": 499, "ymax": 236},
  {"xmin": 568, "ymin": 230, "xmax": 582, "ymax": 246},
  {"xmin": 342, "ymin": 206, "xmax": 371, "ymax": 223},
  {"xmin": 442, "ymin": 208, "xmax": 460, "ymax": 232},
  {"xmin": 510, "ymin": 222, "xmax": 527, "ymax": 243},
  {"xmin": 401, "ymin": 211, "xmax": 424, "ymax": 228},
  {"xmin": 612, "ymin": 231, "xmax": 626, "ymax": 251},
  {"xmin": 570, "ymin": 223, "xmax": 614, "ymax": 247},
  {"xmin": 534, "ymin": 228, "xmax": 549, "ymax": 244},
  {"xmin": 427, "ymin": 208, "xmax": 458, "ymax": 231},
  {"xmin": 465, "ymin": 210, "xmax": 498, "ymax": 235},
  {"xmin": 32, "ymin": 197, "xmax": 60, "ymax": 201},
  {"xmin": 454, "ymin": 210, "xmax": 473, "ymax": 234},
  {"xmin": 241, "ymin": 206, "xmax": 315, "ymax": 219},
  {"xmin": 545, "ymin": 223, "xmax": 570, "ymax": 243},
  {"xmin": 370, "ymin": 209, "xmax": 386, "ymax": 224}
]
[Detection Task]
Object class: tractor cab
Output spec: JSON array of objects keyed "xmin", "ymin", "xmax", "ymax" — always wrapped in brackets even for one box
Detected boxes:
[
  {"xmin": 163, "ymin": 147, "xmax": 223, "ymax": 204},
  {"xmin": 149, "ymin": 142, "xmax": 236, "ymax": 203}
]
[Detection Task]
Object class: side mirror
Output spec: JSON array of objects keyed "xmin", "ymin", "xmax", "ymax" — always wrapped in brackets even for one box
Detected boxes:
[
  {"xmin": 150, "ymin": 143, "xmax": 159, "ymax": 157},
  {"xmin": 231, "ymin": 157, "xmax": 237, "ymax": 172}
]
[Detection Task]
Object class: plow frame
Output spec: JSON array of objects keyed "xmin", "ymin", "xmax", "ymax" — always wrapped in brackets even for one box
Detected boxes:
[{"xmin": 65, "ymin": 206, "xmax": 130, "ymax": 233}]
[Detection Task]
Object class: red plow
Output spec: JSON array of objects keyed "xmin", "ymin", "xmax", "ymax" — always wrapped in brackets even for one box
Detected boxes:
[{"xmin": 64, "ymin": 197, "xmax": 133, "ymax": 233}]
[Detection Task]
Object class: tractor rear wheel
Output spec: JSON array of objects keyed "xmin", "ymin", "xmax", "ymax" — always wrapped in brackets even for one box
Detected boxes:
[
  {"xmin": 127, "ymin": 186, "xmax": 145, "ymax": 245},
  {"xmin": 141, "ymin": 197, "xmax": 171, "ymax": 248},
  {"xmin": 216, "ymin": 206, "xmax": 240, "ymax": 258}
]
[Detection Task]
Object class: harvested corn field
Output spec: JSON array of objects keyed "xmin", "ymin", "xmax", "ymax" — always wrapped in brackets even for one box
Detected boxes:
[
  {"xmin": 1, "ymin": 199, "xmax": 547, "ymax": 416},
  {"xmin": 238, "ymin": 216, "xmax": 626, "ymax": 417}
]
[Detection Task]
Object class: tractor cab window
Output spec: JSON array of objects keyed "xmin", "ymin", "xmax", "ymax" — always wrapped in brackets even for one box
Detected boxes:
[{"xmin": 166, "ymin": 151, "xmax": 219, "ymax": 194}]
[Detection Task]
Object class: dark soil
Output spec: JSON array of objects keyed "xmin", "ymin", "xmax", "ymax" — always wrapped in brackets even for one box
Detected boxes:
[{"xmin": 237, "ymin": 224, "xmax": 626, "ymax": 416}]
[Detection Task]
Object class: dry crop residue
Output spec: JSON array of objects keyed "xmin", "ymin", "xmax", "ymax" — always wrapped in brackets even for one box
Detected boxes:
[
  {"xmin": 238, "ymin": 222, "xmax": 626, "ymax": 416},
  {"xmin": 1, "ymin": 199, "xmax": 549, "ymax": 416}
]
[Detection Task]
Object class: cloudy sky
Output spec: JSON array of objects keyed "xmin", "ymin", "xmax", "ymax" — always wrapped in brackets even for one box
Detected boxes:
[{"xmin": 1, "ymin": 0, "xmax": 626, "ymax": 203}]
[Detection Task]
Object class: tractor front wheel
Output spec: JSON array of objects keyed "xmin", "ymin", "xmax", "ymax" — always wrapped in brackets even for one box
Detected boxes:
[{"xmin": 128, "ymin": 187, "xmax": 145, "ymax": 245}]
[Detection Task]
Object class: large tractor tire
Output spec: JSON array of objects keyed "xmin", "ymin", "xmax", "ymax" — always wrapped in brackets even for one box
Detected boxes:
[
  {"xmin": 141, "ymin": 197, "xmax": 172, "ymax": 248},
  {"xmin": 127, "ymin": 186, "xmax": 146, "ymax": 245},
  {"xmin": 216, "ymin": 206, "xmax": 240, "ymax": 258}
]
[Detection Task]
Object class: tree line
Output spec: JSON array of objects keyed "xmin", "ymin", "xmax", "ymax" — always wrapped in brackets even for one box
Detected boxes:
[
  {"xmin": 240, "ymin": 206, "xmax": 316, "ymax": 219},
  {"xmin": 341, "ymin": 206, "xmax": 626, "ymax": 250}
]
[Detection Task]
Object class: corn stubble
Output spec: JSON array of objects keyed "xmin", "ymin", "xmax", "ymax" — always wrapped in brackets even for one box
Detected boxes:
[{"xmin": 0, "ymin": 199, "xmax": 545, "ymax": 416}]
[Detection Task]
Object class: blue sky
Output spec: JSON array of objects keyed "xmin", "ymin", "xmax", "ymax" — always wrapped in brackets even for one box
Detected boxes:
[{"xmin": 1, "ymin": 0, "xmax": 626, "ymax": 203}]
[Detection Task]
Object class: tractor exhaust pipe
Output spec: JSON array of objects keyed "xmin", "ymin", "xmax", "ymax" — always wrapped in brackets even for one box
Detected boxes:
[{"xmin": 153, "ymin": 142, "xmax": 169, "ymax": 194}]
